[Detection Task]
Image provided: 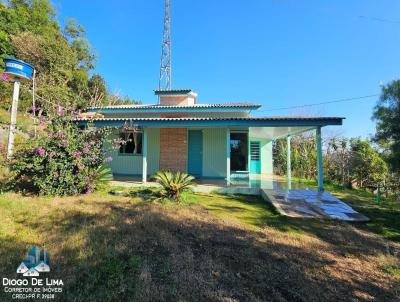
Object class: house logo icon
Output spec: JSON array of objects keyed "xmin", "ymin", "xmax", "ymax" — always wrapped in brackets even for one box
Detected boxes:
[{"xmin": 16, "ymin": 245, "xmax": 50, "ymax": 277}]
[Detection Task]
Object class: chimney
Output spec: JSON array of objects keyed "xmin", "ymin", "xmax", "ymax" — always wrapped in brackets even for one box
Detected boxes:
[{"xmin": 155, "ymin": 89, "xmax": 197, "ymax": 106}]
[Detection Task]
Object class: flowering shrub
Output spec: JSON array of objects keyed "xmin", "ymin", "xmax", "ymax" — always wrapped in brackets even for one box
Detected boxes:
[{"xmin": 9, "ymin": 115, "xmax": 113, "ymax": 196}]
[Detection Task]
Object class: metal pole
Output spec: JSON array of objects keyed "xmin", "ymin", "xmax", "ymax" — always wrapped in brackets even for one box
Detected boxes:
[
  {"xmin": 32, "ymin": 70, "xmax": 37, "ymax": 137},
  {"xmin": 142, "ymin": 128, "xmax": 148, "ymax": 183},
  {"xmin": 316, "ymin": 127, "xmax": 324, "ymax": 191},
  {"xmin": 287, "ymin": 135, "xmax": 292, "ymax": 190},
  {"xmin": 7, "ymin": 80, "xmax": 20, "ymax": 159},
  {"xmin": 226, "ymin": 128, "xmax": 231, "ymax": 185},
  {"xmin": 376, "ymin": 183, "xmax": 381, "ymax": 203}
]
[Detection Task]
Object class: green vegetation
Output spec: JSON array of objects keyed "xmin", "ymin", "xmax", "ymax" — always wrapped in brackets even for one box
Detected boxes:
[
  {"xmin": 153, "ymin": 171, "xmax": 195, "ymax": 202},
  {"xmin": 8, "ymin": 115, "xmax": 113, "ymax": 195},
  {"xmin": 0, "ymin": 108, "xmax": 34, "ymax": 134},
  {"xmin": 0, "ymin": 0, "xmax": 139, "ymax": 112},
  {"xmin": 274, "ymin": 136, "xmax": 389, "ymax": 190},
  {"xmin": 373, "ymin": 80, "xmax": 400, "ymax": 172},
  {"xmin": 274, "ymin": 80, "xmax": 400, "ymax": 197},
  {"xmin": 0, "ymin": 188, "xmax": 398, "ymax": 301}
]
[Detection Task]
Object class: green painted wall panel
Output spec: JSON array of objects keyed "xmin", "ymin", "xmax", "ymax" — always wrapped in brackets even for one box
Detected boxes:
[
  {"xmin": 105, "ymin": 128, "xmax": 160, "ymax": 176},
  {"xmin": 202, "ymin": 128, "xmax": 227, "ymax": 177},
  {"xmin": 260, "ymin": 139, "xmax": 273, "ymax": 174},
  {"xmin": 248, "ymin": 137, "xmax": 273, "ymax": 174},
  {"xmin": 147, "ymin": 128, "xmax": 160, "ymax": 175}
]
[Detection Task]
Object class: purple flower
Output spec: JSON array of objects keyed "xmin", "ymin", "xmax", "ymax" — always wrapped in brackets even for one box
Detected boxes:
[
  {"xmin": 106, "ymin": 156, "xmax": 113, "ymax": 162},
  {"xmin": 37, "ymin": 147, "xmax": 46, "ymax": 156},
  {"xmin": 0, "ymin": 73, "xmax": 10, "ymax": 82},
  {"xmin": 74, "ymin": 151, "xmax": 82, "ymax": 158},
  {"xmin": 57, "ymin": 106, "xmax": 66, "ymax": 116},
  {"xmin": 83, "ymin": 143, "xmax": 90, "ymax": 154}
]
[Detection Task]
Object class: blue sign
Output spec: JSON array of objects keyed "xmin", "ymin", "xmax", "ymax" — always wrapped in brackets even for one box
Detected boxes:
[{"xmin": 3, "ymin": 58, "xmax": 34, "ymax": 80}]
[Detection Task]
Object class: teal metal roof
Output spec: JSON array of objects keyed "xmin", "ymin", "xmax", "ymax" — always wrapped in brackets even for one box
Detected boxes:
[
  {"xmin": 76, "ymin": 116, "xmax": 344, "ymax": 127},
  {"xmin": 87, "ymin": 103, "xmax": 261, "ymax": 112},
  {"xmin": 154, "ymin": 89, "xmax": 193, "ymax": 95}
]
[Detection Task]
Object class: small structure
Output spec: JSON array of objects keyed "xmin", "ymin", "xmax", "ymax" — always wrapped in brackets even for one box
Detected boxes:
[
  {"xmin": 16, "ymin": 262, "xmax": 29, "ymax": 274},
  {"xmin": 77, "ymin": 89, "xmax": 344, "ymax": 191},
  {"xmin": 23, "ymin": 267, "xmax": 40, "ymax": 277},
  {"xmin": 35, "ymin": 261, "xmax": 50, "ymax": 273}
]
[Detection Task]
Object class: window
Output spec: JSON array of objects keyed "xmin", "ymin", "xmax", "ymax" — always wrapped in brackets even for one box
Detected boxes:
[
  {"xmin": 250, "ymin": 142, "xmax": 260, "ymax": 160},
  {"xmin": 119, "ymin": 132, "xmax": 143, "ymax": 155}
]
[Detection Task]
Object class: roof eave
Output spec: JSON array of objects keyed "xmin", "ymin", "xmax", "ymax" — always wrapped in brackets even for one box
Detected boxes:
[
  {"xmin": 76, "ymin": 117, "xmax": 344, "ymax": 128},
  {"xmin": 87, "ymin": 105, "xmax": 261, "ymax": 113}
]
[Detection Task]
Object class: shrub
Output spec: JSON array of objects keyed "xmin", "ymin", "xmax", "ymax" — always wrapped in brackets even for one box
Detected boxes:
[
  {"xmin": 9, "ymin": 115, "xmax": 112, "ymax": 195},
  {"xmin": 153, "ymin": 171, "xmax": 195, "ymax": 202}
]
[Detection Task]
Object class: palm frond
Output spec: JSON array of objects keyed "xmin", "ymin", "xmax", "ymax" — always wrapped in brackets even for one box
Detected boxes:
[{"xmin": 152, "ymin": 170, "xmax": 195, "ymax": 202}]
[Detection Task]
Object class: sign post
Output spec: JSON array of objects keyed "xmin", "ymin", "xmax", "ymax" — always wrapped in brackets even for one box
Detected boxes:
[
  {"xmin": 7, "ymin": 80, "xmax": 20, "ymax": 159},
  {"xmin": 2, "ymin": 58, "xmax": 34, "ymax": 159}
]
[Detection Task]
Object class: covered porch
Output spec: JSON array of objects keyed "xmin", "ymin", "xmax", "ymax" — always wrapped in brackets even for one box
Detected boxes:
[{"xmin": 78, "ymin": 116, "xmax": 343, "ymax": 192}]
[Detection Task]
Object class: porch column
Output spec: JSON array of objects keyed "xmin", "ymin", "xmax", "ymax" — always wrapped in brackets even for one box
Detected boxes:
[
  {"xmin": 316, "ymin": 126, "xmax": 324, "ymax": 191},
  {"xmin": 226, "ymin": 128, "xmax": 231, "ymax": 185},
  {"xmin": 142, "ymin": 127, "xmax": 148, "ymax": 183},
  {"xmin": 287, "ymin": 135, "xmax": 292, "ymax": 189}
]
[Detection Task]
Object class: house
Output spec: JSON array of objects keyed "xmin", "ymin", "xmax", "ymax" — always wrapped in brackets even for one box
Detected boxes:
[
  {"xmin": 35, "ymin": 261, "xmax": 50, "ymax": 273},
  {"xmin": 23, "ymin": 267, "xmax": 39, "ymax": 277},
  {"xmin": 17, "ymin": 262, "xmax": 29, "ymax": 274},
  {"xmin": 77, "ymin": 89, "xmax": 343, "ymax": 191},
  {"xmin": 17, "ymin": 245, "xmax": 50, "ymax": 276}
]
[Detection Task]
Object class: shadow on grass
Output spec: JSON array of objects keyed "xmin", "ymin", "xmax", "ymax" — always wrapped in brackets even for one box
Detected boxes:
[
  {"xmin": 201, "ymin": 193, "xmax": 399, "ymax": 260},
  {"xmin": 0, "ymin": 193, "xmax": 399, "ymax": 302}
]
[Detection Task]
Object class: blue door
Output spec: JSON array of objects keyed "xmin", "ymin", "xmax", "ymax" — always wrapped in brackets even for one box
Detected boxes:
[
  {"xmin": 250, "ymin": 141, "xmax": 261, "ymax": 174},
  {"xmin": 188, "ymin": 130, "xmax": 203, "ymax": 177}
]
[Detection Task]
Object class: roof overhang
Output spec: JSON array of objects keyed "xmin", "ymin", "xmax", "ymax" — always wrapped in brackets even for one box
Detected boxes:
[
  {"xmin": 249, "ymin": 126, "xmax": 317, "ymax": 140},
  {"xmin": 87, "ymin": 104, "xmax": 261, "ymax": 113},
  {"xmin": 76, "ymin": 117, "xmax": 344, "ymax": 128},
  {"xmin": 154, "ymin": 89, "xmax": 194, "ymax": 96}
]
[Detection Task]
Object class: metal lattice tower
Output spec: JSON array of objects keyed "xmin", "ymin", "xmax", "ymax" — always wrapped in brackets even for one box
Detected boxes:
[{"xmin": 159, "ymin": 0, "xmax": 171, "ymax": 90}]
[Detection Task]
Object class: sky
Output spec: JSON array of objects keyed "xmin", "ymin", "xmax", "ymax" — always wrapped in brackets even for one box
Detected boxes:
[{"xmin": 54, "ymin": 0, "xmax": 400, "ymax": 138}]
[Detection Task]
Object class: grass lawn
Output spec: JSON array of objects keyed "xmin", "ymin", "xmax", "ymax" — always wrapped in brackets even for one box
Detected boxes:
[
  {"xmin": 0, "ymin": 108, "xmax": 35, "ymax": 134},
  {"xmin": 0, "ymin": 187, "xmax": 399, "ymax": 301}
]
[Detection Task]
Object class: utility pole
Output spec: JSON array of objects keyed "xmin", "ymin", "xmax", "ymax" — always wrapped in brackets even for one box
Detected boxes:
[
  {"xmin": 159, "ymin": 0, "xmax": 171, "ymax": 91},
  {"xmin": 7, "ymin": 80, "xmax": 20, "ymax": 159}
]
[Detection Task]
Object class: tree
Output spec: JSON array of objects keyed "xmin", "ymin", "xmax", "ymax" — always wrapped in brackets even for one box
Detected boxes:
[
  {"xmin": 350, "ymin": 139, "xmax": 388, "ymax": 188},
  {"xmin": 373, "ymin": 80, "xmax": 400, "ymax": 172},
  {"xmin": 86, "ymin": 74, "xmax": 107, "ymax": 106}
]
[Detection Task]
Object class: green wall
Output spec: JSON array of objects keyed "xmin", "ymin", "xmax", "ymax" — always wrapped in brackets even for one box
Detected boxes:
[
  {"xmin": 248, "ymin": 137, "xmax": 273, "ymax": 174},
  {"xmin": 202, "ymin": 128, "xmax": 227, "ymax": 178},
  {"xmin": 106, "ymin": 127, "xmax": 273, "ymax": 178},
  {"xmin": 260, "ymin": 139, "xmax": 273, "ymax": 174},
  {"xmin": 147, "ymin": 128, "xmax": 160, "ymax": 175},
  {"xmin": 106, "ymin": 128, "xmax": 160, "ymax": 176}
]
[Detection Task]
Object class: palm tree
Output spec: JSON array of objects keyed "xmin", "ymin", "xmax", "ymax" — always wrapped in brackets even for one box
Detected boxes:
[{"xmin": 153, "ymin": 171, "xmax": 195, "ymax": 201}]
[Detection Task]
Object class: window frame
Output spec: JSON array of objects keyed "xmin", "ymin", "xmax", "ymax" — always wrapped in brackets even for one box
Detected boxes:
[{"xmin": 118, "ymin": 131, "xmax": 143, "ymax": 156}]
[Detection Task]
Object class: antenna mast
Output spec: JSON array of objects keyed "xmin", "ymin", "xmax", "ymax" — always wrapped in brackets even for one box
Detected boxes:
[{"xmin": 159, "ymin": 0, "xmax": 171, "ymax": 90}]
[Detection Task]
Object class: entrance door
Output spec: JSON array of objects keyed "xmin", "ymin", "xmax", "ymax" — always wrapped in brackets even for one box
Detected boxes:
[
  {"xmin": 188, "ymin": 130, "xmax": 203, "ymax": 177},
  {"xmin": 250, "ymin": 141, "xmax": 261, "ymax": 174},
  {"xmin": 230, "ymin": 132, "xmax": 248, "ymax": 171}
]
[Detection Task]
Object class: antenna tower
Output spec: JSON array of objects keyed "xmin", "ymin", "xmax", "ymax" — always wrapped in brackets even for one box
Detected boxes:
[{"xmin": 159, "ymin": 0, "xmax": 171, "ymax": 90}]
